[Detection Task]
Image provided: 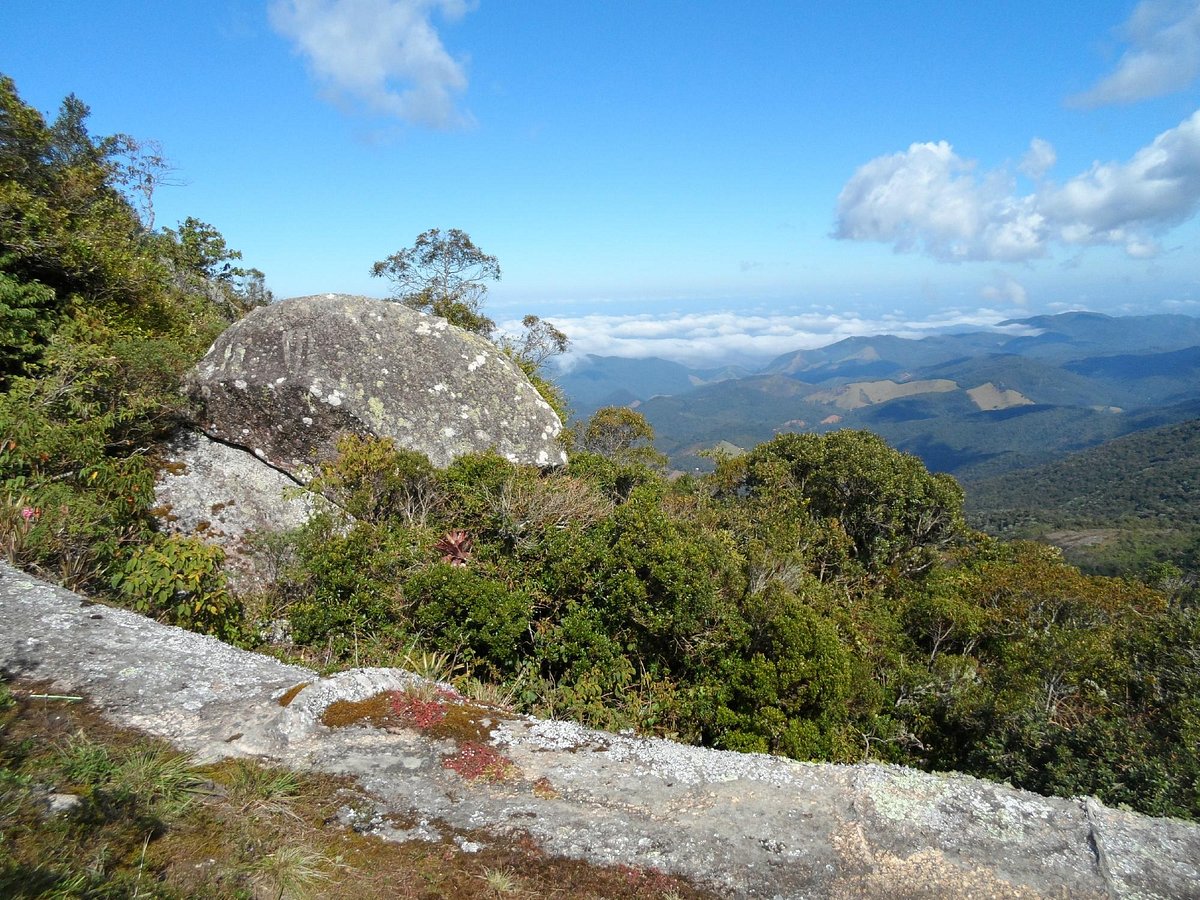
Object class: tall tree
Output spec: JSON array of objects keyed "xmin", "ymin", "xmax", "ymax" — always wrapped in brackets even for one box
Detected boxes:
[{"xmin": 370, "ymin": 228, "xmax": 499, "ymax": 335}]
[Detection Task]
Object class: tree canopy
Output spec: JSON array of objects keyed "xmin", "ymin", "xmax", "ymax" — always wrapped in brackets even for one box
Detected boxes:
[
  {"xmin": 370, "ymin": 227, "xmax": 499, "ymax": 335},
  {"xmin": 0, "ymin": 73, "xmax": 265, "ymax": 629},
  {"xmin": 370, "ymin": 228, "xmax": 570, "ymax": 418}
]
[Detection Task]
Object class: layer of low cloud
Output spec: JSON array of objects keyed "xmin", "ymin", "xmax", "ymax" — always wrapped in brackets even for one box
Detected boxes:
[
  {"xmin": 270, "ymin": 0, "xmax": 473, "ymax": 128},
  {"xmin": 835, "ymin": 110, "xmax": 1200, "ymax": 262},
  {"xmin": 1074, "ymin": 0, "xmax": 1200, "ymax": 107},
  {"xmin": 505, "ymin": 307, "xmax": 1031, "ymax": 368}
]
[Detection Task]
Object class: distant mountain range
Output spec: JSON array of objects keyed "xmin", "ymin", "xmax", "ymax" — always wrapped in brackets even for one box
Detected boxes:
[
  {"xmin": 557, "ymin": 355, "xmax": 750, "ymax": 415},
  {"xmin": 557, "ymin": 311, "xmax": 1200, "ymax": 481}
]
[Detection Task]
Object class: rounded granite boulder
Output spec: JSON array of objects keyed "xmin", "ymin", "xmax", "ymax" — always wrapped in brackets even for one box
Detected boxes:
[{"xmin": 185, "ymin": 293, "xmax": 567, "ymax": 474}]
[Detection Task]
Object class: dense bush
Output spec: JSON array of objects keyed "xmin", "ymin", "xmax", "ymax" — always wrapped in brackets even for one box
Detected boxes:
[{"xmin": 248, "ymin": 424, "xmax": 1200, "ymax": 820}]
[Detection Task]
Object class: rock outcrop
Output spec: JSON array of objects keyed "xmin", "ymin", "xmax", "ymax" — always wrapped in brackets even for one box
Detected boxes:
[
  {"xmin": 185, "ymin": 293, "xmax": 566, "ymax": 474},
  {"xmin": 152, "ymin": 430, "xmax": 331, "ymax": 588},
  {"xmin": 3, "ymin": 562, "xmax": 1199, "ymax": 899}
]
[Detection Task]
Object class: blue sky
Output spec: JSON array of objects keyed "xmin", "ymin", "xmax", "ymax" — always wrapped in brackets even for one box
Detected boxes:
[{"xmin": 5, "ymin": 1, "xmax": 1200, "ymax": 363}]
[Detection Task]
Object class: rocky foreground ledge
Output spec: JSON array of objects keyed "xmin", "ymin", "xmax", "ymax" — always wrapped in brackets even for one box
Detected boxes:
[{"xmin": 2, "ymin": 563, "xmax": 1197, "ymax": 899}]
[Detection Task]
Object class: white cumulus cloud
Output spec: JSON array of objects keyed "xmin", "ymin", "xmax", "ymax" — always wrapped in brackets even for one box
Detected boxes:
[
  {"xmin": 270, "ymin": 0, "xmax": 474, "ymax": 128},
  {"xmin": 980, "ymin": 274, "xmax": 1029, "ymax": 306},
  {"xmin": 1074, "ymin": 0, "xmax": 1200, "ymax": 107},
  {"xmin": 1019, "ymin": 137, "xmax": 1057, "ymax": 179},
  {"xmin": 834, "ymin": 140, "xmax": 1047, "ymax": 262},
  {"xmin": 834, "ymin": 109, "xmax": 1200, "ymax": 262},
  {"xmin": 1039, "ymin": 109, "xmax": 1200, "ymax": 249}
]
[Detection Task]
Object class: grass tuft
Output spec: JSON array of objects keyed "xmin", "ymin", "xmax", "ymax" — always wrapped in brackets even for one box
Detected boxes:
[
  {"xmin": 244, "ymin": 844, "xmax": 335, "ymax": 899},
  {"xmin": 478, "ymin": 864, "xmax": 521, "ymax": 894}
]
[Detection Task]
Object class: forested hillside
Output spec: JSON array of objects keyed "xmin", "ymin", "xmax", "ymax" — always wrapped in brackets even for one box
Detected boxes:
[
  {"xmin": 2, "ymin": 76, "xmax": 1199, "ymax": 829},
  {"xmin": 965, "ymin": 419, "xmax": 1200, "ymax": 573}
]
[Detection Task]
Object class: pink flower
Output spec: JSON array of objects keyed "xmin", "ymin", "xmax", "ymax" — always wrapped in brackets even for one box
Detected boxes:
[{"xmin": 20, "ymin": 507, "xmax": 35, "ymax": 522}]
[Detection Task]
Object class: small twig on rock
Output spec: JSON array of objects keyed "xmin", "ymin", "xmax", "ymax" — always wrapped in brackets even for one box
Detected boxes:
[{"xmin": 27, "ymin": 693, "xmax": 83, "ymax": 702}]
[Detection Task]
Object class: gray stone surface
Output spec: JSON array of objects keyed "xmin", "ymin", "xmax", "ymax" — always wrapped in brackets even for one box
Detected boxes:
[
  {"xmin": 153, "ymin": 429, "xmax": 329, "ymax": 588},
  {"xmin": 185, "ymin": 293, "xmax": 566, "ymax": 473},
  {"xmin": 2, "ymin": 562, "xmax": 1199, "ymax": 899}
]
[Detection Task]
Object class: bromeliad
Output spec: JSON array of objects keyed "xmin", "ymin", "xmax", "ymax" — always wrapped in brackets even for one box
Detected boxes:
[{"xmin": 435, "ymin": 530, "xmax": 473, "ymax": 567}]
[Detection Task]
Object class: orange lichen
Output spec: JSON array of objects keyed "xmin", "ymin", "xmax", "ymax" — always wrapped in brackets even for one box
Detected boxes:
[
  {"xmin": 277, "ymin": 682, "xmax": 310, "ymax": 707},
  {"xmin": 320, "ymin": 692, "xmax": 395, "ymax": 728}
]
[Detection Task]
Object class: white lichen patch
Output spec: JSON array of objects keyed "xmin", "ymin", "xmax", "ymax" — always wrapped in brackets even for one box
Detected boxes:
[
  {"xmin": 324, "ymin": 390, "xmax": 344, "ymax": 407},
  {"xmin": 441, "ymin": 427, "xmax": 457, "ymax": 438},
  {"xmin": 308, "ymin": 383, "xmax": 324, "ymax": 397},
  {"xmin": 467, "ymin": 353, "xmax": 488, "ymax": 372},
  {"xmin": 430, "ymin": 383, "xmax": 448, "ymax": 393},
  {"xmin": 536, "ymin": 450, "xmax": 550, "ymax": 466},
  {"xmin": 233, "ymin": 378, "xmax": 248, "ymax": 390},
  {"xmin": 415, "ymin": 321, "xmax": 432, "ymax": 336},
  {"xmin": 861, "ymin": 768, "xmax": 953, "ymax": 831},
  {"xmin": 301, "ymin": 416, "xmax": 313, "ymax": 426}
]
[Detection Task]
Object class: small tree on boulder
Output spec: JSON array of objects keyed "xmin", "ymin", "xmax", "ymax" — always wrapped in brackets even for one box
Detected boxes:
[{"xmin": 370, "ymin": 228, "xmax": 499, "ymax": 336}]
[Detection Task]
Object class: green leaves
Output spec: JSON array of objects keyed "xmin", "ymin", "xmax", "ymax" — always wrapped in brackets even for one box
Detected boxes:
[
  {"xmin": 0, "ymin": 73, "xmax": 266, "ymax": 609},
  {"xmin": 738, "ymin": 430, "xmax": 966, "ymax": 579},
  {"xmin": 112, "ymin": 534, "xmax": 240, "ymax": 639}
]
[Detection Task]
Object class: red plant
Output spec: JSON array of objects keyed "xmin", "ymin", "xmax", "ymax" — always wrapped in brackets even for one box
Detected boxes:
[
  {"xmin": 434, "ymin": 529, "xmax": 473, "ymax": 566},
  {"xmin": 390, "ymin": 689, "xmax": 451, "ymax": 729},
  {"xmin": 442, "ymin": 741, "xmax": 517, "ymax": 782}
]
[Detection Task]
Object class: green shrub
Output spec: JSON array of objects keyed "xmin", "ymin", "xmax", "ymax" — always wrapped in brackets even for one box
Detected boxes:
[
  {"xmin": 437, "ymin": 450, "xmax": 529, "ymax": 531},
  {"xmin": 284, "ymin": 517, "xmax": 424, "ymax": 652},
  {"xmin": 309, "ymin": 434, "xmax": 440, "ymax": 525},
  {"xmin": 405, "ymin": 563, "xmax": 533, "ymax": 679},
  {"xmin": 738, "ymin": 431, "xmax": 966, "ymax": 578},
  {"xmin": 111, "ymin": 534, "xmax": 240, "ymax": 639},
  {"xmin": 709, "ymin": 583, "xmax": 857, "ymax": 760}
]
